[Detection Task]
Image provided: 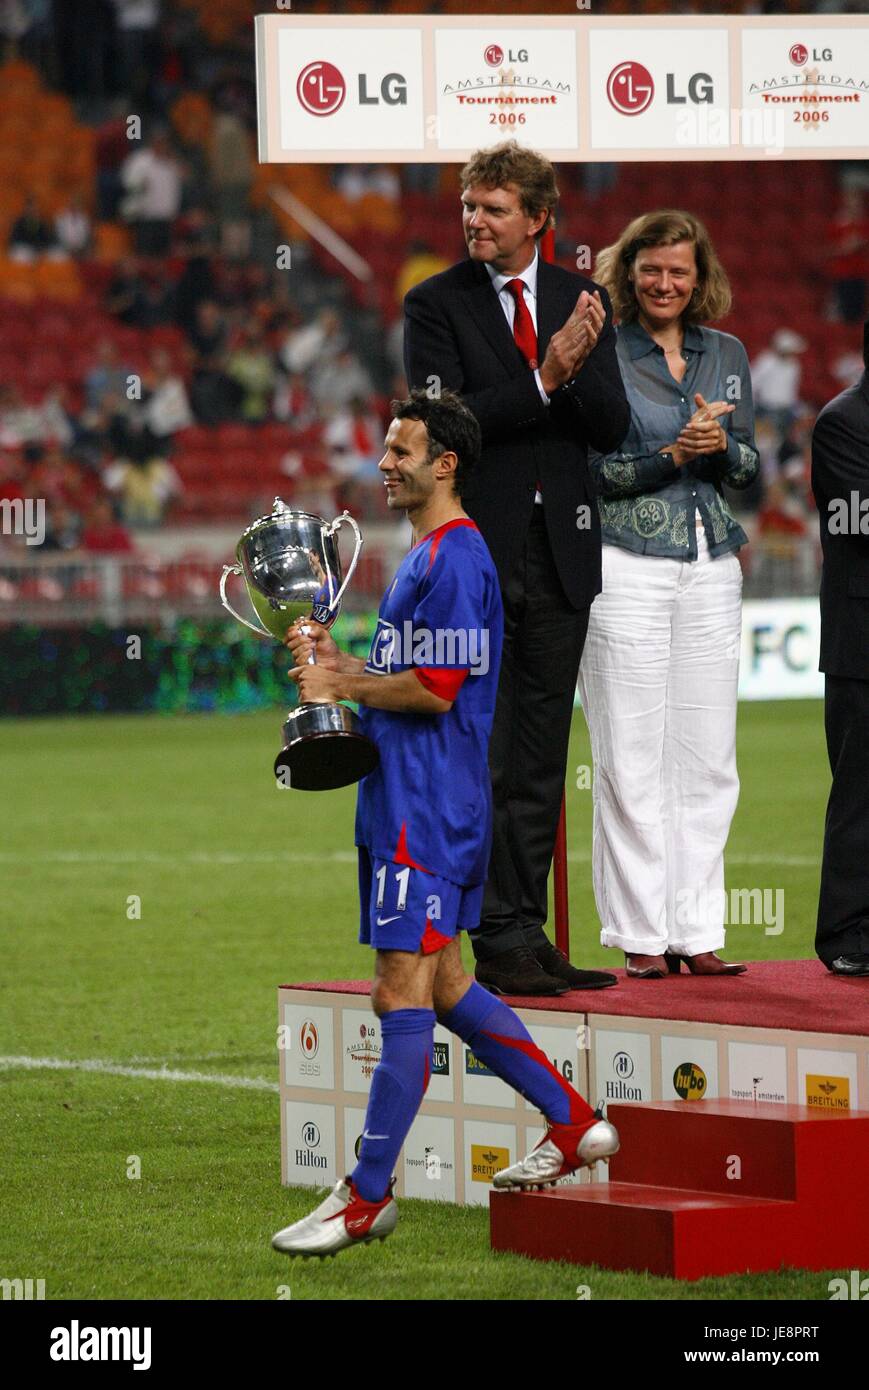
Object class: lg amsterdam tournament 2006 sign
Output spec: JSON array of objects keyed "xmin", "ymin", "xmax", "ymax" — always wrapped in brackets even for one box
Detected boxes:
[
  {"xmin": 741, "ymin": 27, "xmax": 869, "ymax": 150},
  {"xmin": 255, "ymin": 12, "xmax": 869, "ymax": 163},
  {"xmin": 434, "ymin": 29, "xmax": 577, "ymax": 151}
]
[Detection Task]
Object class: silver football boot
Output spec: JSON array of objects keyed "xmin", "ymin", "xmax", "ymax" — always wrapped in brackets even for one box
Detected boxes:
[
  {"xmin": 492, "ymin": 1107, "xmax": 620, "ymax": 1191},
  {"xmin": 271, "ymin": 1177, "xmax": 398, "ymax": 1257}
]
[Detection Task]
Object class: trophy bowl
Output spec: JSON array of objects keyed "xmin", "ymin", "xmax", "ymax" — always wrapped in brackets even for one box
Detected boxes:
[{"xmin": 220, "ymin": 500, "xmax": 378, "ymax": 791}]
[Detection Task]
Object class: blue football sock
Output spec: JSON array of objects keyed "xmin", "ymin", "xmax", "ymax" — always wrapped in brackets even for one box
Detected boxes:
[
  {"xmin": 351, "ymin": 1007, "xmax": 435, "ymax": 1203},
  {"xmin": 439, "ymin": 982, "xmax": 592, "ymax": 1125}
]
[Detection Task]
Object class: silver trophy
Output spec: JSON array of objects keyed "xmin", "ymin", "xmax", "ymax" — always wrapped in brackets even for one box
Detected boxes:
[{"xmin": 220, "ymin": 499, "xmax": 378, "ymax": 791}]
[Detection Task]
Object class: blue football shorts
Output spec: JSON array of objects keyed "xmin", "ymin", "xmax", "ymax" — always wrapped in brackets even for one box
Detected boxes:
[{"xmin": 357, "ymin": 848, "xmax": 484, "ymax": 955}]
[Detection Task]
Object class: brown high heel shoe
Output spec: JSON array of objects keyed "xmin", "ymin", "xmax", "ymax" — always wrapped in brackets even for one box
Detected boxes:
[
  {"xmin": 665, "ymin": 952, "xmax": 747, "ymax": 976},
  {"xmin": 625, "ymin": 952, "xmax": 669, "ymax": 978}
]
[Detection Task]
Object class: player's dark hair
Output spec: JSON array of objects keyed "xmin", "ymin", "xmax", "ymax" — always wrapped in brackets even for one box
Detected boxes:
[{"xmin": 390, "ymin": 389, "xmax": 481, "ymax": 497}]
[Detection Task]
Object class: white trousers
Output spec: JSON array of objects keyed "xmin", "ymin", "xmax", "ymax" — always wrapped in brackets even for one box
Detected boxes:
[{"xmin": 577, "ymin": 529, "xmax": 743, "ymax": 955}]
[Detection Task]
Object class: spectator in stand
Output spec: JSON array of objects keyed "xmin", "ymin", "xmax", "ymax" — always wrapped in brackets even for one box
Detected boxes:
[
  {"xmin": 824, "ymin": 187, "xmax": 869, "ymax": 324},
  {"xmin": 54, "ymin": 192, "xmax": 93, "ymax": 259},
  {"xmin": 42, "ymin": 503, "xmax": 83, "ymax": 553},
  {"xmin": 141, "ymin": 348, "xmax": 194, "ymax": 439},
  {"xmin": 225, "ymin": 322, "xmax": 276, "ymax": 423},
  {"xmin": 324, "ymin": 396, "xmax": 382, "ymax": 479},
  {"xmin": 395, "ymin": 241, "xmax": 450, "ymax": 305},
  {"xmin": 334, "ymin": 165, "xmax": 400, "ymax": 203},
  {"xmin": 0, "ymin": 385, "xmax": 42, "ymax": 449},
  {"xmin": 171, "ymin": 210, "xmax": 217, "ymax": 336},
  {"xmin": 208, "ymin": 98, "xmax": 253, "ymax": 260},
  {"xmin": 31, "ymin": 445, "xmax": 97, "ymax": 514},
  {"xmin": 119, "ymin": 129, "xmax": 184, "ymax": 257},
  {"xmin": 311, "ymin": 347, "xmax": 373, "ymax": 410},
  {"xmin": 111, "ymin": 0, "xmax": 160, "ymax": 100},
  {"xmin": 324, "ymin": 396, "xmax": 387, "ymax": 520},
  {"xmin": 85, "ymin": 341, "xmax": 133, "ymax": 414},
  {"xmin": 279, "ymin": 307, "xmax": 345, "ymax": 376},
  {"xmin": 106, "ymin": 254, "xmax": 150, "ymax": 326},
  {"xmin": 832, "ymin": 346, "xmax": 865, "ymax": 391},
  {"xmin": 188, "ymin": 299, "xmax": 238, "ymax": 425},
  {"xmin": 81, "ymin": 497, "xmax": 134, "ymax": 553},
  {"xmin": 751, "ymin": 329, "xmax": 807, "ymax": 439},
  {"xmin": 273, "ymin": 370, "xmax": 314, "ymax": 428},
  {"xmin": 8, "ymin": 195, "xmax": 61, "ymax": 261},
  {"xmin": 103, "ymin": 448, "xmax": 182, "ymax": 529}
]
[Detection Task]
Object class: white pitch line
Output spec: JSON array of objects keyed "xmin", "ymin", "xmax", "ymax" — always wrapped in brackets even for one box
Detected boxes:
[
  {"xmin": 0, "ymin": 851, "xmax": 358, "ymax": 866},
  {"xmin": 0, "ymin": 850, "xmax": 819, "ymax": 867},
  {"xmin": 0, "ymin": 1056, "xmax": 279, "ymax": 1092}
]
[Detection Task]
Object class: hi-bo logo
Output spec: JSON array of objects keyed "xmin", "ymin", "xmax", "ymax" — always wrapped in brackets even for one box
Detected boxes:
[
  {"xmin": 465, "ymin": 1048, "xmax": 497, "ymax": 1078},
  {"xmin": 673, "ymin": 1062, "xmax": 707, "ymax": 1100},
  {"xmin": 296, "ymin": 60, "xmax": 407, "ymax": 116},
  {"xmin": 606, "ymin": 60, "xmax": 714, "ymax": 115}
]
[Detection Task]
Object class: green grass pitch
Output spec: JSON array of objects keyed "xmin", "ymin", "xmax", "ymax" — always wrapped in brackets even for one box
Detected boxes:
[{"xmin": 0, "ymin": 700, "xmax": 844, "ymax": 1300}]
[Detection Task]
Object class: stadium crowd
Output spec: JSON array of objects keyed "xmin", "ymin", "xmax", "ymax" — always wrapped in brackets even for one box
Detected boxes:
[{"xmin": 0, "ymin": 0, "xmax": 867, "ymax": 574}]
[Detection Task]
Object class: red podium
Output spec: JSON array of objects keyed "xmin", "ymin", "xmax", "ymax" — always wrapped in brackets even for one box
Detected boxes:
[{"xmin": 490, "ymin": 1098, "xmax": 869, "ymax": 1278}]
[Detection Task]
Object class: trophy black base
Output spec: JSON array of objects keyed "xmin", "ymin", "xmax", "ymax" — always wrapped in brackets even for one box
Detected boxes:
[{"xmin": 274, "ymin": 703, "xmax": 378, "ymax": 792}]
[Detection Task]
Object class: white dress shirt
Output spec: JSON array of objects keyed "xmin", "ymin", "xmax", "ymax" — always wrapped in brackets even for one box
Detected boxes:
[{"xmin": 485, "ymin": 248, "xmax": 549, "ymax": 501}]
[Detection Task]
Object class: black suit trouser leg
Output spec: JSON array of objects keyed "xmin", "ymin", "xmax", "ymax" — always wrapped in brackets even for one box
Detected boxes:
[
  {"xmin": 470, "ymin": 510, "xmax": 590, "ymax": 962},
  {"xmin": 816, "ymin": 674, "xmax": 869, "ymax": 963}
]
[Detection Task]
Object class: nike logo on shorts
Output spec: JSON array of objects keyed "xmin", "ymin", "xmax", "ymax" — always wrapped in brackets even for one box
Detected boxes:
[{"xmin": 376, "ymin": 914, "xmax": 401, "ymax": 925}]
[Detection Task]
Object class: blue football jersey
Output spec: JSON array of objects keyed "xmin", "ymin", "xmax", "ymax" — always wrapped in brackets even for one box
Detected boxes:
[{"xmin": 354, "ymin": 518, "xmax": 503, "ymax": 888}]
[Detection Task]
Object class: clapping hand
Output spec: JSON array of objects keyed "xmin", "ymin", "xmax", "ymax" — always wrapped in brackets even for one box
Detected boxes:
[
  {"xmin": 665, "ymin": 393, "xmax": 735, "ymax": 465},
  {"xmin": 539, "ymin": 291, "xmax": 605, "ymax": 394}
]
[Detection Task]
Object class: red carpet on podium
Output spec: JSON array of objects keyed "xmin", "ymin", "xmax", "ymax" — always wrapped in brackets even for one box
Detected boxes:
[{"xmin": 292, "ymin": 958, "xmax": 868, "ymax": 1036}]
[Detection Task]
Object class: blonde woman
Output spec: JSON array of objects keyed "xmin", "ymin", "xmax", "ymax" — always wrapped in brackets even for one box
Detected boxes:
[{"xmin": 578, "ymin": 211, "xmax": 758, "ymax": 978}]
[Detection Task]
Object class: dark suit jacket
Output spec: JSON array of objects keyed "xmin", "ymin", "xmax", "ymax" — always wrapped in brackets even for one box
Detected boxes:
[
  {"xmin": 812, "ymin": 372, "xmax": 869, "ymax": 679},
  {"xmin": 403, "ymin": 256, "xmax": 630, "ymax": 609}
]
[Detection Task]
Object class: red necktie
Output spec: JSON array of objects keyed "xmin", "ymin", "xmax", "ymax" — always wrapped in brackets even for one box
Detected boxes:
[{"xmin": 506, "ymin": 278, "xmax": 538, "ymax": 371}]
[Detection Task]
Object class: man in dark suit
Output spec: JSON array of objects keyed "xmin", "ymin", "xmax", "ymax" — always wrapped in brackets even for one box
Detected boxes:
[
  {"xmin": 812, "ymin": 319, "xmax": 869, "ymax": 977},
  {"xmin": 403, "ymin": 141, "xmax": 630, "ymax": 995}
]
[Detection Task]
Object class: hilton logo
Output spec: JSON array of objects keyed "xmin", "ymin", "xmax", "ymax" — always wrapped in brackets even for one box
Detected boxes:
[
  {"xmin": 605, "ymin": 1050, "xmax": 643, "ymax": 1100},
  {"xmin": 294, "ymin": 1119, "xmax": 328, "ymax": 1169}
]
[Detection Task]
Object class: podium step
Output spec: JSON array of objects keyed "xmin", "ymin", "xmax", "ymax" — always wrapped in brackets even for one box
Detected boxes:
[
  {"xmin": 607, "ymin": 1098, "xmax": 869, "ymax": 1200},
  {"xmin": 490, "ymin": 1183, "xmax": 795, "ymax": 1279},
  {"xmin": 490, "ymin": 1102, "xmax": 869, "ymax": 1278}
]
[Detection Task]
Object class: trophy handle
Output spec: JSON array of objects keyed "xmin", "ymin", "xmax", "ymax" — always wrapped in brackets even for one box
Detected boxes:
[
  {"xmin": 219, "ymin": 564, "xmax": 272, "ymax": 638},
  {"xmin": 322, "ymin": 511, "xmax": 363, "ymax": 616}
]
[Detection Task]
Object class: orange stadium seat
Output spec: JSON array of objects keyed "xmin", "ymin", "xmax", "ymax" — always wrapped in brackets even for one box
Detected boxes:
[{"xmin": 92, "ymin": 223, "xmax": 134, "ymax": 263}]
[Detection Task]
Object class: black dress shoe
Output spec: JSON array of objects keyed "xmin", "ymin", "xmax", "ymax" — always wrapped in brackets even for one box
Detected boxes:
[
  {"xmin": 829, "ymin": 953, "xmax": 869, "ymax": 977},
  {"xmin": 475, "ymin": 945, "xmax": 569, "ymax": 996},
  {"xmin": 533, "ymin": 941, "xmax": 617, "ymax": 990}
]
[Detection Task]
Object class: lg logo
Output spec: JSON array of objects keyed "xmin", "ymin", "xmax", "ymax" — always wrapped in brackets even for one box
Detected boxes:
[
  {"xmin": 606, "ymin": 61, "xmax": 654, "ymax": 115},
  {"xmin": 606, "ymin": 60, "xmax": 714, "ymax": 115},
  {"xmin": 297, "ymin": 61, "xmax": 345, "ymax": 116},
  {"xmin": 789, "ymin": 42, "xmax": 832, "ymax": 66},
  {"xmin": 297, "ymin": 59, "xmax": 407, "ymax": 116},
  {"xmin": 484, "ymin": 43, "xmax": 529, "ymax": 67}
]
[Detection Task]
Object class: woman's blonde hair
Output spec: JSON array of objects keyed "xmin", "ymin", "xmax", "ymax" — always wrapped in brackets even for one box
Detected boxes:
[{"xmin": 594, "ymin": 210, "xmax": 732, "ymax": 324}]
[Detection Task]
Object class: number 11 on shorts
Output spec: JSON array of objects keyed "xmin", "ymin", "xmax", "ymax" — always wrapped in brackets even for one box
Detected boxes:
[{"xmin": 375, "ymin": 864, "xmax": 410, "ymax": 912}]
